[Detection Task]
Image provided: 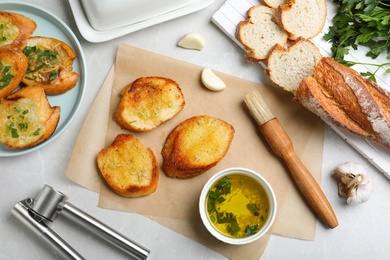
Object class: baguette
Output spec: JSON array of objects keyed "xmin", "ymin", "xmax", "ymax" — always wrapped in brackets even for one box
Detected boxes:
[
  {"xmin": 114, "ymin": 76, "xmax": 185, "ymax": 132},
  {"xmin": 0, "ymin": 48, "xmax": 28, "ymax": 99},
  {"xmin": 0, "ymin": 11, "xmax": 36, "ymax": 50},
  {"xmin": 235, "ymin": 5, "xmax": 288, "ymax": 63},
  {"xmin": 0, "ymin": 85, "xmax": 60, "ymax": 148},
  {"xmin": 294, "ymin": 57, "xmax": 390, "ymax": 148},
  {"xmin": 22, "ymin": 36, "xmax": 79, "ymax": 95},
  {"xmin": 97, "ymin": 134, "xmax": 159, "ymax": 197},
  {"xmin": 162, "ymin": 115, "xmax": 235, "ymax": 179}
]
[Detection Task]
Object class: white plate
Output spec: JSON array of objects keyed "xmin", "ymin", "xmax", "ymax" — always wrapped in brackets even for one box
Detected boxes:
[
  {"xmin": 0, "ymin": 2, "xmax": 87, "ymax": 157},
  {"xmin": 68, "ymin": 0, "xmax": 215, "ymax": 43}
]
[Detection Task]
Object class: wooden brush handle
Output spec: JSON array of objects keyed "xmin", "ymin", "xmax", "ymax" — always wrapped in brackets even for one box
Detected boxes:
[{"xmin": 260, "ymin": 118, "xmax": 338, "ymax": 228}]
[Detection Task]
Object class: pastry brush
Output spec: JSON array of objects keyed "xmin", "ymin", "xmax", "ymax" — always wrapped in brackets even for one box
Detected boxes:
[{"xmin": 244, "ymin": 90, "xmax": 338, "ymax": 229}]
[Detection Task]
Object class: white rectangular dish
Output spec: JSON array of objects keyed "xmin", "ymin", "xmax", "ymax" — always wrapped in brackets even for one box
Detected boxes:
[
  {"xmin": 80, "ymin": 0, "xmax": 195, "ymax": 31},
  {"xmin": 68, "ymin": 0, "xmax": 214, "ymax": 42},
  {"xmin": 212, "ymin": 0, "xmax": 390, "ymax": 179}
]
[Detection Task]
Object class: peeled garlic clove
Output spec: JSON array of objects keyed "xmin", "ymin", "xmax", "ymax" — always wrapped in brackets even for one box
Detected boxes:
[
  {"xmin": 178, "ymin": 32, "xmax": 205, "ymax": 50},
  {"xmin": 201, "ymin": 67, "xmax": 226, "ymax": 91},
  {"xmin": 333, "ymin": 161, "xmax": 373, "ymax": 205}
]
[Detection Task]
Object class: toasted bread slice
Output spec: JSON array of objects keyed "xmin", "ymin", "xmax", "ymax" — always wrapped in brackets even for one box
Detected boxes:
[
  {"xmin": 22, "ymin": 36, "xmax": 79, "ymax": 95},
  {"xmin": 114, "ymin": 76, "xmax": 185, "ymax": 132},
  {"xmin": 97, "ymin": 134, "xmax": 159, "ymax": 197},
  {"xmin": 162, "ymin": 115, "xmax": 235, "ymax": 179},
  {"xmin": 0, "ymin": 11, "xmax": 37, "ymax": 50},
  {"xmin": 0, "ymin": 48, "xmax": 28, "ymax": 99},
  {"xmin": 0, "ymin": 85, "xmax": 60, "ymax": 148}
]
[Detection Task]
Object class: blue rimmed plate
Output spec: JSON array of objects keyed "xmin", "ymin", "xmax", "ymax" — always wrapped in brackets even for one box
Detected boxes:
[{"xmin": 0, "ymin": 2, "xmax": 87, "ymax": 157}]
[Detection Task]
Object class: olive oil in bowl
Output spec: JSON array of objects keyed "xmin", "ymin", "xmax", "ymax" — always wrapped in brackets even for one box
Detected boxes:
[
  {"xmin": 207, "ymin": 174, "xmax": 270, "ymax": 238},
  {"xmin": 199, "ymin": 167, "xmax": 277, "ymax": 245}
]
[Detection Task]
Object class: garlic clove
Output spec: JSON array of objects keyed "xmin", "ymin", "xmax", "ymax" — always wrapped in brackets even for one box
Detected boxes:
[
  {"xmin": 346, "ymin": 173, "xmax": 373, "ymax": 205},
  {"xmin": 333, "ymin": 161, "xmax": 373, "ymax": 205},
  {"xmin": 178, "ymin": 32, "xmax": 205, "ymax": 50},
  {"xmin": 201, "ymin": 67, "xmax": 226, "ymax": 91}
]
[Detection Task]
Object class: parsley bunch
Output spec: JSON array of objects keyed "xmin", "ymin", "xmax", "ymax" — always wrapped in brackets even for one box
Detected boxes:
[{"xmin": 324, "ymin": 0, "xmax": 390, "ymax": 82}]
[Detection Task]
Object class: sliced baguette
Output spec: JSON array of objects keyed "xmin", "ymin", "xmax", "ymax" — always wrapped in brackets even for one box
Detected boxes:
[
  {"xmin": 22, "ymin": 36, "xmax": 79, "ymax": 95},
  {"xmin": 0, "ymin": 11, "xmax": 36, "ymax": 50},
  {"xmin": 277, "ymin": 0, "xmax": 327, "ymax": 40},
  {"xmin": 294, "ymin": 57, "xmax": 390, "ymax": 148},
  {"xmin": 162, "ymin": 115, "xmax": 235, "ymax": 179},
  {"xmin": 0, "ymin": 85, "xmax": 60, "ymax": 148},
  {"xmin": 266, "ymin": 38, "xmax": 322, "ymax": 92},
  {"xmin": 235, "ymin": 5, "xmax": 288, "ymax": 63},
  {"xmin": 114, "ymin": 76, "xmax": 185, "ymax": 132},
  {"xmin": 0, "ymin": 48, "xmax": 28, "ymax": 99},
  {"xmin": 97, "ymin": 134, "xmax": 159, "ymax": 197}
]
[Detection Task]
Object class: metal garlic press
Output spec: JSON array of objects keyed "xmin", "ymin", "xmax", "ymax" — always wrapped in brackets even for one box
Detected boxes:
[{"xmin": 11, "ymin": 185, "xmax": 150, "ymax": 260}]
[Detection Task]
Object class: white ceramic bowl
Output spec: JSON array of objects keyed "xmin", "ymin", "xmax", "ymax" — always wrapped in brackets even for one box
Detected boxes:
[{"xmin": 199, "ymin": 167, "xmax": 277, "ymax": 245}]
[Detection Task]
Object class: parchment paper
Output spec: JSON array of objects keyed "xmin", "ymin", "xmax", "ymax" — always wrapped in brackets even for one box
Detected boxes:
[{"xmin": 66, "ymin": 44, "xmax": 325, "ymax": 259}]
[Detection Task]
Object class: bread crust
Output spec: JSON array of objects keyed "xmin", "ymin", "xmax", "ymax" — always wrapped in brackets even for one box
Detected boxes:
[
  {"xmin": 162, "ymin": 115, "xmax": 235, "ymax": 179},
  {"xmin": 114, "ymin": 76, "xmax": 185, "ymax": 132},
  {"xmin": 294, "ymin": 57, "xmax": 390, "ymax": 148},
  {"xmin": 97, "ymin": 134, "xmax": 159, "ymax": 197},
  {"xmin": 0, "ymin": 11, "xmax": 37, "ymax": 51},
  {"xmin": 0, "ymin": 85, "xmax": 60, "ymax": 148},
  {"xmin": 22, "ymin": 36, "xmax": 79, "ymax": 95},
  {"xmin": 0, "ymin": 48, "xmax": 28, "ymax": 99}
]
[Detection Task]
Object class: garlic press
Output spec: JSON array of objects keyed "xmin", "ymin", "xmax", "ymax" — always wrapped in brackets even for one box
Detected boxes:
[{"xmin": 11, "ymin": 185, "xmax": 150, "ymax": 260}]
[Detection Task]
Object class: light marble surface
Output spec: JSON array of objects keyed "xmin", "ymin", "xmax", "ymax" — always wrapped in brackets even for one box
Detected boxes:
[{"xmin": 1, "ymin": 0, "xmax": 389, "ymax": 259}]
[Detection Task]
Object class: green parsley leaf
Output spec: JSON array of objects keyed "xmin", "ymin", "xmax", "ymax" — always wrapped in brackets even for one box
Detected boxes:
[
  {"xmin": 247, "ymin": 203, "xmax": 260, "ymax": 216},
  {"xmin": 324, "ymin": 0, "xmax": 390, "ymax": 81},
  {"xmin": 33, "ymin": 128, "xmax": 41, "ymax": 136},
  {"xmin": 244, "ymin": 224, "xmax": 259, "ymax": 237},
  {"xmin": 216, "ymin": 212, "xmax": 240, "ymax": 236}
]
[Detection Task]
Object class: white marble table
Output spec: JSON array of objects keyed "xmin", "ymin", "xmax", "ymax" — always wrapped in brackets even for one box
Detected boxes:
[{"xmin": 1, "ymin": 0, "xmax": 389, "ymax": 259}]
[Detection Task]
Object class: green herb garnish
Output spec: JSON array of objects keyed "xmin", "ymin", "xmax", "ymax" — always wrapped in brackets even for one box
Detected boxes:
[
  {"xmin": 7, "ymin": 123, "xmax": 19, "ymax": 138},
  {"xmin": 33, "ymin": 128, "xmax": 41, "ymax": 136},
  {"xmin": 0, "ymin": 24, "xmax": 6, "ymax": 42},
  {"xmin": 207, "ymin": 176, "xmax": 231, "ymax": 214},
  {"xmin": 217, "ymin": 212, "xmax": 240, "ymax": 236},
  {"xmin": 22, "ymin": 46, "xmax": 59, "ymax": 81},
  {"xmin": 324, "ymin": 0, "xmax": 390, "ymax": 82},
  {"xmin": 244, "ymin": 224, "xmax": 259, "ymax": 237},
  {"xmin": 247, "ymin": 203, "xmax": 260, "ymax": 216},
  {"xmin": 0, "ymin": 63, "xmax": 14, "ymax": 89}
]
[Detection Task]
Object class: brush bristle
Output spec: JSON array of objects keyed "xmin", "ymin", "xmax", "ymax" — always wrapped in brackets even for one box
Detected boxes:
[{"xmin": 244, "ymin": 91, "xmax": 275, "ymax": 125}]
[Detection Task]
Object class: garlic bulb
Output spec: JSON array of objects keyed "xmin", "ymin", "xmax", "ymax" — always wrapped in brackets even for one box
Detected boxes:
[{"xmin": 333, "ymin": 162, "xmax": 373, "ymax": 205}]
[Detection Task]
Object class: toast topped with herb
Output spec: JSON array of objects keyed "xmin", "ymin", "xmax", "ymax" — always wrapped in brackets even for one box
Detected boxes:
[
  {"xmin": 114, "ymin": 76, "xmax": 185, "ymax": 132},
  {"xmin": 97, "ymin": 134, "xmax": 159, "ymax": 197},
  {"xmin": 162, "ymin": 115, "xmax": 235, "ymax": 179},
  {"xmin": 0, "ymin": 11, "xmax": 36, "ymax": 50},
  {"xmin": 0, "ymin": 48, "xmax": 28, "ymax": 99},
  {"xmin": 22, "ymin": 36, "xmax": 79, "ymax": 95},
  {"xmin": 0, "ymin": 85, "xmax": 60, "ymax": 148}
]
